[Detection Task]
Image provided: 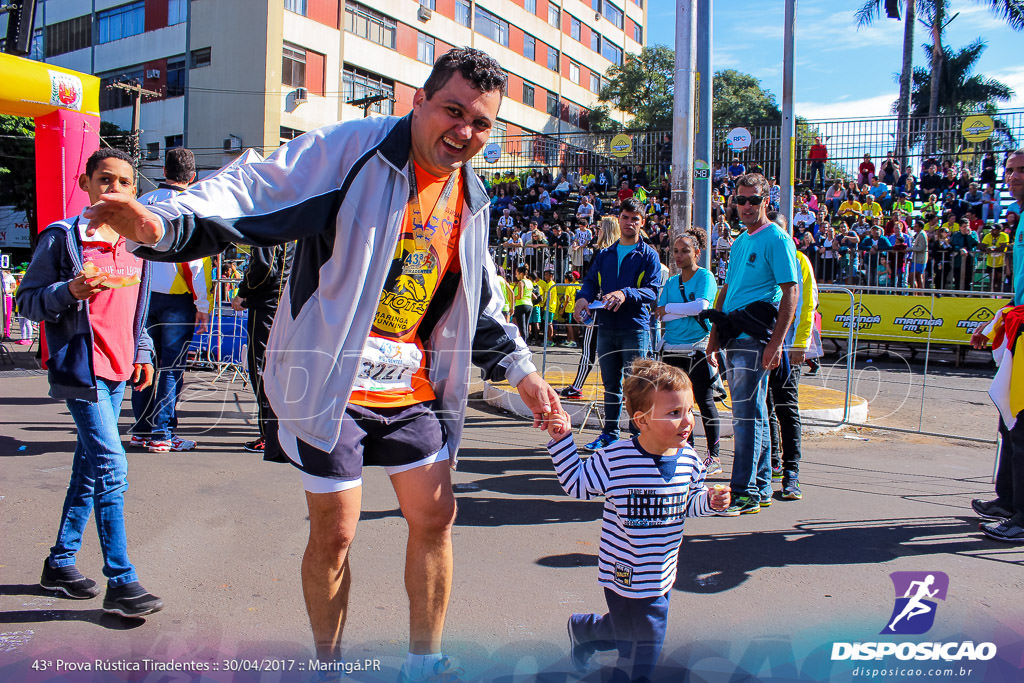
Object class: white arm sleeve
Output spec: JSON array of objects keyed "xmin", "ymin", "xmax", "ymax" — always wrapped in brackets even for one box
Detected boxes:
[{"xmin": 661, "ymin": 299, "xmax": 710, "ymax": 321}]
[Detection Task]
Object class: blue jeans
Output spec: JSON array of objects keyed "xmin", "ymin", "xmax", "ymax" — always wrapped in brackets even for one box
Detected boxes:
[
  {"xmin": 132, "ymin": 292, "xmax": 196, "ymax": 439},
  {"xmin": 809, "ymin": 161, "xmax": 825, "ymax": 190},
  {"xmin": 725, "ymin": 337, "xmax": 772, "ymax": 501},
  {"xmin": 597, "ymin": 327, "xmax": 650, "ymax": 435},
  {"xmin": 51, "ymin": 378, "xmax": 138, "ymax": 586},
  {"xmin": 570, "ymin": 588, "xmax": 670, "ymax": 683}
]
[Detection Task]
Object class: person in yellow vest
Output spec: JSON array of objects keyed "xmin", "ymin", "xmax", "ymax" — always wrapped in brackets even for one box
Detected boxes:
[
  {"xmin": 535, "ymin": 266, "xmax": 559, "ymax": 346},
  {"xmin": 130, "ymin": 148, "xmax": 211, "ymax": 453}
]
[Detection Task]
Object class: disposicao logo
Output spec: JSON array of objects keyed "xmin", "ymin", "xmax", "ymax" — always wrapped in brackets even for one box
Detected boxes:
[
  {"xmin": 831, "ymin": 572, "xmax": 997, "ymax": 663},
  {"xmin": 881, "ymin": 571, "xmax": 948, "ymax": 635}
]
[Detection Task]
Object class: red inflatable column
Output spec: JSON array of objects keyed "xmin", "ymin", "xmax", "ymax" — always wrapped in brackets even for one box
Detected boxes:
[{"xmin": 34, "ymin": 109, "xmax": 100, "ymax": 230}]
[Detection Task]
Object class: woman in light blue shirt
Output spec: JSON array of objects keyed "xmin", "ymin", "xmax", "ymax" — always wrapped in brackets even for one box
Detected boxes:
[{"xmin": 656, "ymin": 228, "xmax": 722, "ymax": 473}]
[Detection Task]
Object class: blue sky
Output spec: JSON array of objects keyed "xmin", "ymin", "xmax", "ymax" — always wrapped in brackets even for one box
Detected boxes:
[{"xmin": 646, "ymin": 0, "xmax": 1024, "ymax": 119}]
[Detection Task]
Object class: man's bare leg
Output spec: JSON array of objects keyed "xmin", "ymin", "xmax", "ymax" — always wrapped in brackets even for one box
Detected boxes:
[
  {"xmin": 390, "ymin": 461, "xmax": 457, "ymax": 654},
  {"xmin": 302, "ymin": 488, "xmax": 362, "ymax": 660}
]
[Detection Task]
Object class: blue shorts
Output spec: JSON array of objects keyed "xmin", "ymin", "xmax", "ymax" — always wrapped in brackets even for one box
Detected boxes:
[
  {"xmin": 911, "ymin": 262, "xmax": 925, "ymax": 274},
  {"xmin": 279, "ymin": 401, "xmax": 448, "ymax": 493}
]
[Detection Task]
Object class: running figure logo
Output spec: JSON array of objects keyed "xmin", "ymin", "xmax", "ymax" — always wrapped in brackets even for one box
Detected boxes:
[{"xmin": 881, "ymin": 571, "xmax": 949, "ymax": 635}]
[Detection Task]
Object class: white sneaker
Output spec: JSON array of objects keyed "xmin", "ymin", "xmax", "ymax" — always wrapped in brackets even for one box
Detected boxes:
[
  {"xmin": 706, "ymin": 456, "xmax": 723, "ymax": 476},
  {"xmin": 397, "ymin": 655, "xmax": 464, "ymax": 683},
  {"xmin": 146, "ymin": 436, "xmax": 198, "ymax": 453}
]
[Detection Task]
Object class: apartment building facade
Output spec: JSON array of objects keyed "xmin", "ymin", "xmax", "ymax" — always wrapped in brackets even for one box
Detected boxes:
[{"xmin": 12, "ymin": 0, "xmax": 645, "ymax": 176}]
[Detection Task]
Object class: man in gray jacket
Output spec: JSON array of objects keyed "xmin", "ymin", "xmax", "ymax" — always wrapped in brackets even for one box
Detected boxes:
[{"xmin": 83, "ymin": 48, "xmax": 559, "ymax": 681}]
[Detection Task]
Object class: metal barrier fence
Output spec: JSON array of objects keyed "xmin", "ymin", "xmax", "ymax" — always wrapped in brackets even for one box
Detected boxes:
[{"xmin": 476, "ymin": 108, "xmax": 1024, "ymax": 197}]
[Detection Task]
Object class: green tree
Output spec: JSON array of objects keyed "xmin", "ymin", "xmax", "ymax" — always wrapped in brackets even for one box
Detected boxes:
[
  {"xmin": 597, "ymin": 46, "xmax": 674, "ymax": 131},
  {"xmin": 587, "ymin": 104, "xmax": 622, "ymax": 133},
  {"xmin": 712, "ymin": 69, "xmax": 781, "ymax": 131},
  {"xmin": 0, "ymin": 115, "xmax": 37, "ymax": 231}
]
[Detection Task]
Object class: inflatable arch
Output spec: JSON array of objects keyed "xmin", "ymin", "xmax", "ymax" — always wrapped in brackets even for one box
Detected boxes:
[{"xmin": 0, "ymin": 52, "xmax": 100, "ymax": 231}]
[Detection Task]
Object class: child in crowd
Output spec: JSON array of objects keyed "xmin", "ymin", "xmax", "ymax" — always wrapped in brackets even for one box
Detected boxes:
[
  {"xmin": 16, "ymin": 148, "xmax": 163, "ymax": 619},
  {"xmin": 545, "ymin": 359, "xmax": 729, "ymax": 681}
]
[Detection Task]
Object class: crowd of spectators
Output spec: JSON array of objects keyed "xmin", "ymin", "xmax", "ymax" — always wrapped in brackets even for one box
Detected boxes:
[{"xmin": 484, "ymin": 147, "xmax": 1019, "ymax": 318}]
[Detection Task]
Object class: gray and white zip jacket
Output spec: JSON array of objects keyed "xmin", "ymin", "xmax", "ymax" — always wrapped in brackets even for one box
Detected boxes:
[{"xmin": 131, "ymin": 114, "xmax": 536, "ymax": 466}]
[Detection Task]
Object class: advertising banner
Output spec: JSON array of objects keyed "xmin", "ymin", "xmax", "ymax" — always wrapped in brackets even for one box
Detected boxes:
[{"xmin": 818, "ymin": 292, "xmax": 1011, "ymax": 346}]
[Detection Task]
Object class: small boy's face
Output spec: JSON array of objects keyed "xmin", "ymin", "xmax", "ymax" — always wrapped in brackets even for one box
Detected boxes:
[
  {"xmin": 79, "ymin": 158, "xmax": 136, "ymax": 204},
  {"xmin": 635, "ymin": 388, "xmax": 695, "ymax": 450}
]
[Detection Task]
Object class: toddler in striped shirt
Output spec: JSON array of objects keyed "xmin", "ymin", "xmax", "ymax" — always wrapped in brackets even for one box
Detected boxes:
[{"xmin": 546, "ymin": 358, "xmax": 730, "ymax": 681}]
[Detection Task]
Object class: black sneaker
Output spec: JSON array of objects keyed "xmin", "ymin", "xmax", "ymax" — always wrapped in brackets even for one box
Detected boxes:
[
  {"xmin": 980, "ymin": 516, "xmax": 1024, "ymax": 543},
  {"xmin": 560, "ymin": 386, "xmax": 584, "ymax": 399},
  {"xmin": 243, "ymin": 437, "xmax": 265, "ymax": 453},
  {"xmin": 971, "ymin": 498, "xmax": 1013, "ymax": 521},
  {"xmin": 805, "ymin": 359, "xmax": 820, "ymax": 376},
  {"xmin": 39, "ymin": 560, "xmax": 101, "ymax": 599},
  {"xmin": 103, "ymin": 581, "xmax": 164, "ymax": 618}
]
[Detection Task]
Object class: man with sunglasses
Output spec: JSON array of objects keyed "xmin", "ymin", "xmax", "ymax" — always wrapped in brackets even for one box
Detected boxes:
[{"xmin": 708, "ymin": 174, "xmax": 799, "ymax": 516}]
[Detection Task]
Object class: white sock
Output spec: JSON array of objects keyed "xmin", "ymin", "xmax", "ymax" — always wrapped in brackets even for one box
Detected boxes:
[{"xmin": 403, "ymin": 652, "xmax": 443, "ymax": 680}]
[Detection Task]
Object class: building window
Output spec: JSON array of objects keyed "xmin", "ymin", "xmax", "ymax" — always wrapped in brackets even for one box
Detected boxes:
[
  {"xmin": 417, "ymin": 33, "xmax": 435, "ymax": 64},
  {"xmin": 548, "ymin": 5, "xmax": 560, "ymax": 28},
  {"xmin": 590, "ymin": 72, "xmax": 600, "ymax": 94},
  {"xmin": 475, "ymin": 6, "xmax": 508, "ymax": 47},
  {"xmin": 284, "ymin": 0, "xmax": 307, "ymax": 15},
  {"xmin": 568, "ymin": 103, "xmax": 580, "ymax": 127},
  {"xmin": 191, "ymin": 47, "xmax": 211, "ymax": 68},
  {"xmin": 633, "ymin": 22, "xmax": 642, "ymax": 44},
  {"xmin": 523, "ymin": 34, "xmax": 535, "ymax": 61},
  {"xmin": 345, "ymin": 2, "xmax": 397, "ymax": 50},
  {"xmin": 343, "ymin": 65, "xmax": 395, "ymax": 116},
  {"xmin": 98, "ymin": 67, "xmax": 144, "ymax": 110},
  {"xmin": 522, "ymin": 82, "xmax": 534, "ymax": 107},
  {"xmin": 631, "ymin": 0, "xmax": 643, "ymax": 7},
  {"xmin": 45, "ymin": 15, "xmax": 91, "ymax": 57},
  {"xmin": 146, "ymin": 142, "xmax": 160, "ymax": 160},
  {"xmin": 601, "ymin": 39, "xmax": 622, "ymax": 65},
  {"xmin": 525, "ymin": 0, "xmax": 536, "ymax": 13},
  {"xmin": 590, "ymin": 30, "xmax": 600, "ymax": 53},
  {"xmin": 168, "ymin": 0, "xmax": 187, "ymax": 25},
  {"xmin": 165, "ymin": 134, "xmax": 183, "ymax": 149},
  {"xmin": 602, "ymin": 1, "xmax": 623, "ymax": 29},
  {"xmin": 455, "ymin": 0, "xmax": 471, "ymax": 27},
  {"xmin": 30, "ymin": 28, "xmax": 44, "ymax": 61},
  {"xmin": 569, "ymin": 62, "xmax": 580, "ymax": 84},
  {"xmin": 166, "ymin": 57, "xmax": 186, "ymax": 97},
  {"xmin": 280, "ymin": 126, "xmax": 305, "ymax": 143},
  {"xmin": 282, "ymin": 44, "xmax": 306, "ymax": 88},
  {"xmin": 97, "ymin": 2, "xmax": 146, "ymax": 44},
  {"xmin": 547, "ymin": 46, "xmax": 559, "ymax": 72},
  {"xmin": 546, "ymin": 92, "xmax": 559, "ymax": 117},
  {"xmin": 571, "ymin": 16, "xmax": 581, "ymax": 41}
]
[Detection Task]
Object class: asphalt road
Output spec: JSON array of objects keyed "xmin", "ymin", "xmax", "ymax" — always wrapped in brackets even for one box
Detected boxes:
[{"xmin": 1, "ymin": 355, "xmax": 1022, "ymax": 683}]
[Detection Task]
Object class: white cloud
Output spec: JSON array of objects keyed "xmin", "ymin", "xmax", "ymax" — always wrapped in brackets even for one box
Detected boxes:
[
  {"xmin": 989, "ymin": 66, "xmax": 1024, "ymax": 109},
  {"xmin": 795, "ymin": 92, "xmax": 898, "ymax": 120}
]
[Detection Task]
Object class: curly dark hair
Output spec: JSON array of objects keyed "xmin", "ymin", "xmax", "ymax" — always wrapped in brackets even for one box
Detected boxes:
[
  {"xmin": 674, "ymin": 226, "xmax": 708, "ymax": 252},
  {"xmin": 85, "ymin": 148, "xmax": 135, "ymax": 178},
  {"xmin": 423, "ymin": 47, "xmax": 507, "ymax": 99},
  {"xmin": 164, "ymin": 147, "xmax": 196, "ymax": 184}
]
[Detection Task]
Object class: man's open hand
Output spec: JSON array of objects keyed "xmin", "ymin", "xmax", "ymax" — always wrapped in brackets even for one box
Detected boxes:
[{"xmin": 83, "ymin": 194, "xmax": 164, "ymax": 244}]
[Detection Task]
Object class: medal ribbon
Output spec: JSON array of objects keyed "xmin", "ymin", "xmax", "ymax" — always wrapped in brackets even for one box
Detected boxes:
[{"xmin": 407, "ymin": 166, "xmax": 459, "ymax": 254}]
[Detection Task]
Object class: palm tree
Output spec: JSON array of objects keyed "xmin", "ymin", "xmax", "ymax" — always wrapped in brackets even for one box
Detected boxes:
[
  {"xmin": 904, "ymin": 38, "xmax": 1015, "ymax": 152},
  {"xmin": 856, "ymin": 0, "xmax": 1024, "ymax": 151}
]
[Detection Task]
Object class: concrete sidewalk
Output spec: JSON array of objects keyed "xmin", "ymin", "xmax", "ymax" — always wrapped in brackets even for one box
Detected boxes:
[{"xmin": 1, "ymin": 358, "xmax": 1022, "ymax": 682}]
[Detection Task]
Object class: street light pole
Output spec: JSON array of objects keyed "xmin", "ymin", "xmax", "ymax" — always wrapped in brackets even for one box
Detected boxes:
[
  {"xmin": 671, "ymin": 0, "xmax": 697, "ymax": 239},
  {"xmin": 780, "ymin": 0, "xmax": 797, "ymax": 226},
  {"xmin": 694, "ymin": 0, "xmax": 713, "ymax": 270}
]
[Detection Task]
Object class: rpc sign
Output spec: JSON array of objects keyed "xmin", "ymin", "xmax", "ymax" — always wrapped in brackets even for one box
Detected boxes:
[{"xmin": 726, "ymin": 127, "xmax": 752, "ymax": 151}]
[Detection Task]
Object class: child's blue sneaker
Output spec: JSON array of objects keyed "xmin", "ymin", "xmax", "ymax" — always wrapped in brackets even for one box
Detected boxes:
[
  {"xmin": 567, "ymin": 617, "xmax": 593, "ymax": 674},
  {"xmin": 584, "ymin": 432, "xmax": 617, "ymax": 452}
]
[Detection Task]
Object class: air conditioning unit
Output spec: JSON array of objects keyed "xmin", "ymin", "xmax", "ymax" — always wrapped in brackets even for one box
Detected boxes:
[
  {"xmin": 146, "ymin": 69, "xmax": 161, "ymax": 79},
  {"xmin": 293, "ymin": 87, "xmax": 308, "ymax": 103},
  {"xmin": 223, "ymin": 135, "xmax": 242, "ymax": 152},
  {"xmin": 595, "ymin": 11, "xmax": 601, "ymax": 21},
  {"xmin": 417, "ymin": 5, "xmax": 432, "ymax": 21}
]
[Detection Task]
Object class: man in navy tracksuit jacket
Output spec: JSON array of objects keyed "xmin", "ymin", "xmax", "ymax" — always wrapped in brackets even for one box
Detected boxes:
[{"xmin": 573, "ymin": 197, "xmax": 662, "ymax": 451}]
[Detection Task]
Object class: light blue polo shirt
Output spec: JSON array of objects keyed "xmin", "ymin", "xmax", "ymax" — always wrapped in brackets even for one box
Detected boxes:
[
  {"xmin": 722, "ymin": 222, "xmax": 799, "ymax": 313},
  {"xmin": 1009, "ymin": 201, "xmax": 1023, "ymax": 305},
  {"xmin": 659, "ymin": 269, "xmax": 718, "ymax": 345}
]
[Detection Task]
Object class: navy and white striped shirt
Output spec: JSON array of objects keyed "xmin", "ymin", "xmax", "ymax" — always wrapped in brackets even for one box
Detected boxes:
[{"xmin": 547, "ymin": 434, "xmax": 713, "ymax": 598}]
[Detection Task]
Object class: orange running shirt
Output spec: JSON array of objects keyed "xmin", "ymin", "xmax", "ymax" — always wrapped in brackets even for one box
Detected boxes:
[{"xmin": 348, "ymin": 163, "xmax": 464, "ymax": 408}]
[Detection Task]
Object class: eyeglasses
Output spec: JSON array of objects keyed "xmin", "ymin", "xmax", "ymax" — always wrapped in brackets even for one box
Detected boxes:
[{"xmin": 733, "ymin": 195, "xmax": 764, "ymax": 206}]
